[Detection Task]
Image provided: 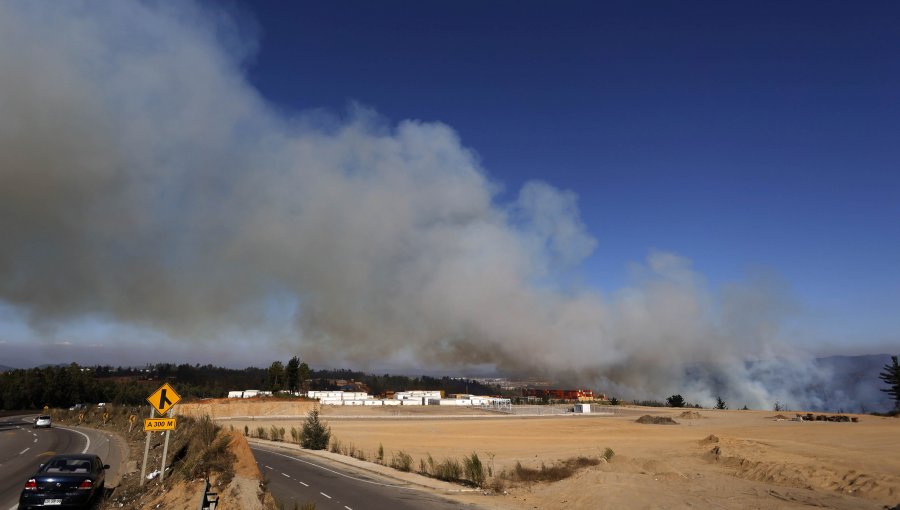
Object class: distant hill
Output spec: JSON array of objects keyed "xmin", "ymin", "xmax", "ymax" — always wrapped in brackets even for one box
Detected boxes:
[{"xmin": 0, "ymin": 365, "xmax": 16, "ymax": 373}]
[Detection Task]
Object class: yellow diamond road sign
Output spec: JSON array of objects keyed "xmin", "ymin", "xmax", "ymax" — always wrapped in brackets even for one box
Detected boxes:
[
  {"xmin": 147, "ymin": 383, "xmax": 181, "ymax": 416},
  {"xmin": 144, "ymin": 418, "xmax": 177, "ymax": 431}
]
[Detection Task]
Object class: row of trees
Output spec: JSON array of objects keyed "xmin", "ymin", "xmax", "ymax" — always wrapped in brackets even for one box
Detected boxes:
[
  {"xmin": 0, "ymin": 363, "xmax": 269, "ymax": 410},
  {"xmin": 267, "ymin": 356, "xmax": 311, "ymax": 393},
  {"xmin": 4, "ymin": 356, "xmax": 897, "ymax": 412}
]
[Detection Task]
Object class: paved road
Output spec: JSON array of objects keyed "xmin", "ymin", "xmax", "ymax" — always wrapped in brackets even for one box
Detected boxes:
[
  {"xmin": 252, "ymin": 445, "xmax": 478, "ymax": 510},
  {"xmin": 0, "ymin": 415, "xmax": 123, "ymax": 510}
]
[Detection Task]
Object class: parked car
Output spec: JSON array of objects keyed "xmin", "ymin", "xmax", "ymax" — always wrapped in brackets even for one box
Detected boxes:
[
  {"xmin": 33, "ymin": 415, "xmax": 52, "ymax": 428},
  {"xmin": 18, "ymin": 454, "xmax": 108, "ymax": 509}
]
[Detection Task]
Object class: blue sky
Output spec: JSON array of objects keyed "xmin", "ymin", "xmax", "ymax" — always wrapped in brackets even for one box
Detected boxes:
[
  {"xmin": 0, "ymin": 1, "xmax": 897, "ymax": 378},
  {"xmin": 241, "ymin": 1, "xmax": 899, "ymax": 351}
]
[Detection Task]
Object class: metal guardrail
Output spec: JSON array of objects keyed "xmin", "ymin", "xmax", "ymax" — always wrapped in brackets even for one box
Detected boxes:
[{"xmin": 198, "ymin": 478, "xmax": 219, "ymax": 510}]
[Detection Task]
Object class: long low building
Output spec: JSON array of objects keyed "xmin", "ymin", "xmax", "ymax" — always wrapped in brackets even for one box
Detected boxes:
[
  {"xmin": 307, "ymin": 390, "xmax": 510, "ymax": 408},
  {"xmin": 226, "ymin": 390, "xmax": 273, "ymax": 398},
  {"xmin": 225, "ymin": 388, "xmax": 511, "ymax": 410}
]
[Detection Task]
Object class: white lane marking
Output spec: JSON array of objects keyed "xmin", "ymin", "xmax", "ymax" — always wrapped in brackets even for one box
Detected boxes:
[
  {"xmin": 33, "ymin": 438, "xmax": 38, "ymax": 443},
  {"xmin": 281, "ymin": 472, "xmax": 290, "ymax": 478},
  {"xmin": 264, "ymin": 465, "xmax": 273, "ymax": 470},
  {"xmin": 320, "ymin": 492, "xmax": 331, "ymax": 499},
  {"xmin": 57, "ymin": 426, "xmax": 91, "ymax": 454},
  {"xmin": 298, "ymin": 481, "xmax": 308, "ymax": 487},
  {"xmin": 345, "ymin": 506, "xmax": 353, "ymax": 510},
  {"xmin": 252, "ymin": 447, "xmax": 417, "ymax": 490},
  {"xmin": 19, "ymin": 447, "xmax": 30, "ymax": 455}
]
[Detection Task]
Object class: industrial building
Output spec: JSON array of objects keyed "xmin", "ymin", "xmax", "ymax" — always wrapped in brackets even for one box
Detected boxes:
[
  {"xmin": 300, "ymin": 390, "xmax": 511, "ymax": 410},
  {"xmin": 522, "ymin": 388, "xmax": 596, "ymax": 401}
]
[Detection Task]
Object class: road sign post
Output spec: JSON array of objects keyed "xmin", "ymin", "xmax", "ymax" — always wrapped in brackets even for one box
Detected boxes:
[
  {"xmin": 160, "ymin": 409, "xmax": 172, "ymax": 482},
  {"xmin": 141, "ymin": 383, "xmax": 182, "ymax": 486},
  {"xmin": 139, "ymin": 407, "xmax": 155, "ymax": 486}
]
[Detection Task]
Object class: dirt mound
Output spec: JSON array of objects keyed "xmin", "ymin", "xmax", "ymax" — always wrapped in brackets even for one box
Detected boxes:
[
  {"xmin": 703, "ymin": 438, "xmax": 898, "ymax": 503},
  {"xmin": 770, "ymin": 414, "xmax": 790, "ymax": 420},
  {"xmin": 699, "ymin": 434, "xmax": 720, "ymax": 445},
  {"xmin": 636, "ymin": 415, "xmax": 678, "ymax": 425},
  {"xmin": 679, "ymin": 411, "xmax": 703, "ymax": 419}
]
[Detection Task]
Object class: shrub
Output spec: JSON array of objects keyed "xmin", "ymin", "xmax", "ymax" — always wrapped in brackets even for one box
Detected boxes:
[
  {"xmin": 502, "ymin": 456, "xmax": 601, "ymax": 484},
  {"xmin": 433, "ymin": 458, "xmax": 462, "ymax": 481},
  {"xmin": 300, "ymin": 409, "xmax": 330, "ymax": 450},
  {"xmin": 243, "ymin": 425, "xmax": 248, "ymax": 437},
  {"xmin": 463, "ymin": 452, "xmax": 485, "ymax": 487},
  {"xmin": 290, "ymin": 427, "xmax": 299, "ymax": 443},
  {"xmin": 390, "ymin": 451, "xmax": 413, "ymax": 472},
  {"xmin": 602, "ymin": 447, "xmax": 615, "ymax": 462},
  {"xmin": 256, "ymin": 426, "xmax": 268, "ymax": 440},
  {"xmin": 666, "ymin": 394, "xmax": 686, "ymax": 408},
  {"xmin": 377, "ymin": 443, "xmax": 384, "ymax": 464}
]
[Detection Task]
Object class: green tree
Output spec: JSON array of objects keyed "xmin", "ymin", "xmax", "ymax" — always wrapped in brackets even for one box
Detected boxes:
[
  {"xmin": 300, "ymin": 409, "xmax": 330, "ymax": 450},
  {"xmin": 715, "ymin": 396, "xmax": 727, "ymax": 410},
  {"xmin": 879, "ymin": 355, "xmax": 900, "ymax": 410},
  {"xmin": 666, "ymin": 394, "xmax": 686, "ymax": 408},
  {"xmin": 298, "ymin": 362, "xmax": 310, "ymax": 392},
  {"xmin": 268, "ymin": 361, "xmax": 285, "ymax": 392},
  {"xmin": 286, "ymin": 356, "xmax": 300, "ymax": 394}
]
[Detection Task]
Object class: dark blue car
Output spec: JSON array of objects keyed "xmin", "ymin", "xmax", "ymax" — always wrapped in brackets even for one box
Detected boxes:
[{"xmin": 19, "ymin": 454, "xmax": 108, "ymax": 509}]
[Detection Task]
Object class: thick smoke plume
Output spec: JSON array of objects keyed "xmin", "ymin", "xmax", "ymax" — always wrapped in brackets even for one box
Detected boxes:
[{"xmin": 0, "ymin": 2, "xmax": 834, "ymax": 409}]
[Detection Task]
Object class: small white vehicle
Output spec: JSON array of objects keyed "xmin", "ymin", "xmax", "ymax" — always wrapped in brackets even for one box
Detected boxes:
[{"xmin": 33, "ymin": 415, "xmax": 52, "ymax": 428}]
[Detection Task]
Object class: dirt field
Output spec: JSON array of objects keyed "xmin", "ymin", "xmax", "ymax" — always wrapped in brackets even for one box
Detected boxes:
[{"xmin": 198, "ymin": 400, "xmax": 900, "ymax": 509}]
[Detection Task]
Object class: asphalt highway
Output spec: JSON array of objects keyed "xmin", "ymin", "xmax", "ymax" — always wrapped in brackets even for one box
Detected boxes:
[
  {"xmin": 252, "ymin": 445, "xmax": 478, "ymax": 510},
  {"xmin": 0, "ymin": 415, "xmax": 123, "ymax": 510}
]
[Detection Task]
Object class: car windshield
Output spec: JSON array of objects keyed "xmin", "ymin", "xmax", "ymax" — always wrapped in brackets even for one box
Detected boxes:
[
  {"xmin": 41, "ymin": 458, "xmax": 93, "ymax": 474},
  {"xmin": 38, "ymin": 415, "xmax": 51, "ymax": 420}
]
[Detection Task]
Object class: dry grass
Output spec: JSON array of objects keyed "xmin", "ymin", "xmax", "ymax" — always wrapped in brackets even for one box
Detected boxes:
[{"xmin": 501, "ymin": 456, "xmax": 602, "ymax": 484}]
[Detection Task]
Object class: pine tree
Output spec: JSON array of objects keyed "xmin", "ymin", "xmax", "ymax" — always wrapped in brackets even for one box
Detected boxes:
[
  {"xmin": 267, "ymin": 361, "xmax": 284, "ymax": 392},
  {"xmin": 300, "ymin": 409, "xmax": 330, "ymax": 450},
  {"xmin": 878, "ymin": 355, "xmax": 900, "ymax": 410},
  {"xmin": 298, "ymin": 362, "xmax": 310, "ymax": 392},
  {"xmin": 715, "ymin": 396, "xmax": 727, "ymax": 410},
  {"xmin": 286, "ymin": 356, "xmax": 300, "ymax": 394}
]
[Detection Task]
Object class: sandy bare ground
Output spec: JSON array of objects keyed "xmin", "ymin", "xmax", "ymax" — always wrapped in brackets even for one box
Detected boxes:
[{"xmin": 187, "ymin": 400, "xmax": 900, "ymax": 509}]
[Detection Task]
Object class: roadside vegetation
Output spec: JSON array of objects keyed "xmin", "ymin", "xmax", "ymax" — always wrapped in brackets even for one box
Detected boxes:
[
  {"xmin": 291, "ymin": 428, "xmax": 615, "ymax": 491},
  {"xmin": 42, "ymin": 404, "xmax": 256, "ymax": 509}
]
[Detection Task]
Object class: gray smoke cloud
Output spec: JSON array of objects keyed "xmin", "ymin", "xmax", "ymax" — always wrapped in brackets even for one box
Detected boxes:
[{"xmin": 0, "ymin": 1, "xmax": 835, "ymax": 409}]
